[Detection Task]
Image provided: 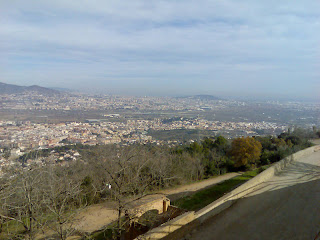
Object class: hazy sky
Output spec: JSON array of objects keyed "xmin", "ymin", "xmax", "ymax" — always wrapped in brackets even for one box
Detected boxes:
[{"xmin": 1, "ymin": 1, "xmax": 319, "ymax": 99}]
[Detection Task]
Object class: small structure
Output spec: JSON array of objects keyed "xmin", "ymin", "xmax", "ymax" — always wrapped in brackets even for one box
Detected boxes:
[
  {"xmin": 124, "ymin": 194, "xmax": 186, "ymax": 240},
  {"xmin": 126, "ymin": 194, "xmax": 170, "ymax": 221}
]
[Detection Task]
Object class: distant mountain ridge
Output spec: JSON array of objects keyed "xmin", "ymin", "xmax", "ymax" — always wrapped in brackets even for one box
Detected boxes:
[
  {"xmin": 0, "ymin": 82, "xmax": 60, "ymax": 95},
  {"xmin": 49, "ymin": 87, "xmax": 73, "ymax": 92},
  {"xmin": 177, "ymin": 94, "xmax": 222, "ymax": 100}
]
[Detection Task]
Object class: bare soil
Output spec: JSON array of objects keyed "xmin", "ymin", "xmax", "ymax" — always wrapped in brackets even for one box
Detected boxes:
[{"xmin": 72, "ymin": 172, "xmax": 240, "ymax": 234}]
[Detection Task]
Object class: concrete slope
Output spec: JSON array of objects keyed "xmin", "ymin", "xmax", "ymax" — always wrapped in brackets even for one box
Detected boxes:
[{"xmin": 187, "ymin": 150, "xmax": 320, "ymax": 240}]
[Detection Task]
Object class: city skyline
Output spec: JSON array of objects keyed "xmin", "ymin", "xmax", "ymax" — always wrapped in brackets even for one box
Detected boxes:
[{"xmin": 1, "ymin": 1, "xmax": 319, "ymax": 100}]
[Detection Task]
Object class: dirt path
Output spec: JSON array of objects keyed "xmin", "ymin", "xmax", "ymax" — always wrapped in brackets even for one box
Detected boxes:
[
  {"xmin": 160, "ymin": 172, "xmax": 240, "ymax": 201},
  {"xmin": 72, "ymin": 172, "xmax": 240, "ymax": 233},
  {"xmin": 73, "ymin": 201, "xmax": 118, "ymax": 233},
  {"xmin": 311, "ymin": 138, "xmax": 320, "ymax": 145}
]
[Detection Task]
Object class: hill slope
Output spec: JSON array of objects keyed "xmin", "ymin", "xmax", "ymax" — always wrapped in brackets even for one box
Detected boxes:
[
  {"xmin": 0, "ymin": 82, "xmax": 60, "ymax": 95},
  {"xmin": 177, "ymin": 94, "xmax": 222, "ymax": 100}
]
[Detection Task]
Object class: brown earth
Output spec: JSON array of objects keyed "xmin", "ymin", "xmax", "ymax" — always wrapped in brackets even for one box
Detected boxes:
[{"xmin": 72, "ymin": 172, "xmax": 240, "ymax": 234}]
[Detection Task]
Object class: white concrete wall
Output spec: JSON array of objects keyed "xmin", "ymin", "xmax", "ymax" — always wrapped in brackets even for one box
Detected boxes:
[
  {"xmin": 134, "ymin": 211, "xmax": 195, "ymax": 240},
  {"xmin": 196, "ymin": 145, "xmax": 320, "ymax": 222},
  {"xmin": 135, "ymin": 145, "xmax": 320, "ymax": 239}
]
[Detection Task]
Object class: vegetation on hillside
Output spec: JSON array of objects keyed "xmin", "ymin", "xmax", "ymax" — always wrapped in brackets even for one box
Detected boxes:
[{"xmin": 0, "ymin": 128, "xmax": 315, "ymax": 239}]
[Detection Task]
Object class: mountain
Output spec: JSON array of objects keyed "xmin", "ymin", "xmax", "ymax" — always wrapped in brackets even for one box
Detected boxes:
[
  {"xmin": 193, "ymin": 95, "xmax": 222, "ymax": 100},
  {"xmin": 176, "ymin": 94, "xmax": 222, "ymax": 100},
  {"xmin": 0, "ymin": 82, "xmax": 60, "ymax": 95},
  {"xmin": 49, "ymin": 87, "xmax": 73, "ymax": 92}
]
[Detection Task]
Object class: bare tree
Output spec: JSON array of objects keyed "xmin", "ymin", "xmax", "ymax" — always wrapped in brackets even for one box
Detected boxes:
[
  {"xmin": 41, "ymin": 166, "xmax": 84, "ymax": 240},
  {"xmin": 0, "ymin": 168, "xmax": 45, "ymax": 240},
  {"xmin": 99, "ymin": 146, "xmax": 156, "ymax": 239},
  {"xmin": 149, "ymin": 149, "xmax": 180, "ymax": 190}
]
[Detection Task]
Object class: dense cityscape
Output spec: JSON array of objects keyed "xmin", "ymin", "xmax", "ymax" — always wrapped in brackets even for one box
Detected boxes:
[{"xmin": 1, "ymin": 88, "xmax": 319, "ymax": 174}]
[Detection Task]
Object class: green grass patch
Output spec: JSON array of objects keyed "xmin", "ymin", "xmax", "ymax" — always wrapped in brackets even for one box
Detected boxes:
[
  {"xmin": 172, "ymin": 166, "xmax": 269, "ymax": 211},
  {"xmin": 0, "ymin": 210, "xmax": 80, "ymax": 239},
  {"xmin": 0, "ymin": 220, "xmax": 25, "ymax": 239}
]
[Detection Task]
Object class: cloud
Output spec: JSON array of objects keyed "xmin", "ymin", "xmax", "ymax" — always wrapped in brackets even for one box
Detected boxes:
[{"xmin": 0, "ymin": 0, "xmax": 319, "ymax": 98}]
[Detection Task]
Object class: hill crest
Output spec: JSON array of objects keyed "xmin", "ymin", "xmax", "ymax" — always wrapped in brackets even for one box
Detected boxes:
[
  {"xmin": 0, "ymin": 82, "xmax": 60, "ymax": 95},
  {"xmin": 176, "ymin": 94, "xmax": 222, "ymax": 100}
]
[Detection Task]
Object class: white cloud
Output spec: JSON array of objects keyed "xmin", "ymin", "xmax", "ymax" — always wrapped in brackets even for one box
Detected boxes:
[{"xmin": 0, "ymin": 0, "xmax": 319, "ymax": 98}]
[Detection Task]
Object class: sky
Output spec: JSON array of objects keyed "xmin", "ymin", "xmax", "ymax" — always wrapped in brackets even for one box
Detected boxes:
[{"xmin": 1, "ymin": 0, "xmax": 319, "ymax": 100}]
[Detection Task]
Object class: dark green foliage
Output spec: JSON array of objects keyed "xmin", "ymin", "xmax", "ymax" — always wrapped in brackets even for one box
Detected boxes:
[
  {"xmin": 171, "ymin": 131, "xmax": 311, "ymax": 180},
  {"xmin": 186, "ymin": 142, "xmax": 203, "ymax": 156},
  {"xmin": 260, "ymin": 150, "xmax": 271, "ymax": 165},
  {"xmin": 256, "ymin": 129, "xmax": 313, "ymax": 166},
  {"xmin": 80, "ymin": 176, "xmax": 99, "ymax": 204},
  {"xmin": 2, "ymin": 147, "xmax": 11, "ymax": 159},
  {"xmin": 213, "ymin": 136, "xmax": 228, "ymax": 149},
  {"xmin": 18, "ymin": 143, "xmax": 91, "ymax": 163},
  {"xmin": 81, "ymin": 175, "xmax": 93, "ymax": 187},
  {"xmin": 18, "ymin": 149, "xmax": 50, "ymax": 163}
]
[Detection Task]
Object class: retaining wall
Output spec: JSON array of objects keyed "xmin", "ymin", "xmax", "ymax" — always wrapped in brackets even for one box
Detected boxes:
[
  {"xmin": 134, "ymin": 211, "xmax": 195, "ymax": 240},
  {"xmin": 196, "ymin": 145, "xmax": 319, "ymax": 222},
  {"xmin": 137, "ymin": 145, "xmax": 320, "ymax": 239}
]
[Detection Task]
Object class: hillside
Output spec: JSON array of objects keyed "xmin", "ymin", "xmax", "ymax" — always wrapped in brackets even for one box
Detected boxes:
[
  {"xmin": 0, "ymin": 82, "xmax": 60, "ymax": 95},
  {"xmin": 177, "ymin": 94, "xmax": 222, "ymax": 100}
]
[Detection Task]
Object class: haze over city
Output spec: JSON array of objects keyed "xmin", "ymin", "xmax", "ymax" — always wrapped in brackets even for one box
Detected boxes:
[{"xmin": 1, "ymin": 0, "xmax": 319, "ymax": 100}]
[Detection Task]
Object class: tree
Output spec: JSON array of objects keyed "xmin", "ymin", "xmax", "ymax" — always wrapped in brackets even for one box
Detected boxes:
[
  {"xmin": 41, "ymin": 167, "xmax": 84, "ymax": 240},
  {"xmin": 99, "ymin": 146, "xmax": 155, "ymax": 238},
  {"xmin": 201, "ymin": 137, "xmax": 215, "ymax": 150},
  {"xmin": 0, "ymin": 164, "xmax": 86, "ymax": 240},
  {"xmin": 186, "ymin": 142, "xmax": 203, "ymax": 156},
  {"xmin": 149, "ymin": 149, "xmax": 178, "ymax": 190},
  {"xmin": 0, "ymin": 168, "xmax": 46, "ymax": 240},
  {"xmin": 229, "ymin": 137, "xmax": 262, "ymax": 169},
  {"xmin": 213, "ymin": 136, "xmax": 228, "ymax": 149}
]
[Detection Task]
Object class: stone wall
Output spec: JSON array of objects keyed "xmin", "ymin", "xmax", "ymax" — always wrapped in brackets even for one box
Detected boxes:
[
  {"xmin": 134, "ymin": 211, "xmax": 195, "ymax": 240},
  {"xmin": 127, "ymin": 195, "xmax": 170, "ymax": 220}
]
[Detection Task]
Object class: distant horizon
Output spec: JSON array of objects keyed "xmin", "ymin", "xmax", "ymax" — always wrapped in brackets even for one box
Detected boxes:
[
  {"xmin": 1, "ymin": 80, "xmax": 318, "ymax": 102},
  {"xmin": 2, "ymin": 76, "xmax": 319, "ymax": 102}
]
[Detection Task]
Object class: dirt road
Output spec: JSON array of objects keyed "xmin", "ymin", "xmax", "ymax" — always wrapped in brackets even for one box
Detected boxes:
[
  {"xmin": 73, "ymin": 173, "xmax": 239, "ymax": 233},
  {"xmin": 161, "ymin": 172, "xmax": 240, "ymax": 201},
  {"xmin": 187, "ymin": 150, "xmax": 320, "ymax": 240}
]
